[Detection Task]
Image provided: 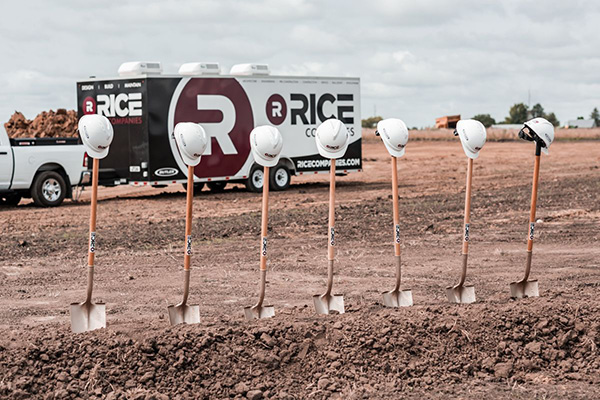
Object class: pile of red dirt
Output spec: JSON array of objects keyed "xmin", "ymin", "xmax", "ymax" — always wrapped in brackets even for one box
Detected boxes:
[
  {"xmin": 4, "ymin": 109, "xmax": 78, "ymax": 138},
  {"xmin": 0, "ymin": 298, "xmax": 598, "ymax": 399}
]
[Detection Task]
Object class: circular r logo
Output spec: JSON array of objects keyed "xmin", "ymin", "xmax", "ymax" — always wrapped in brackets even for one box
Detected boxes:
[{"xmin": 266, "ymin": 94, "xmax": 286, "ymax": 125}]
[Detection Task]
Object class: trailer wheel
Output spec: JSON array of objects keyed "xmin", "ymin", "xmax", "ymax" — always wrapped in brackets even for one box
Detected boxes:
[
  {"xmin": 245, "ymin": 164, "xmax": 264, "ymax": 193},
  {"xmin": 207, "ymin": 181, "xmax": 227, "ymax": 193},
  {"xmin": 31, "ymin": 171, "xmax": 66, "ymax": 207},
  {"xmin": 270, "ymin": 165, "xmax": 291, "ymax": 191}
]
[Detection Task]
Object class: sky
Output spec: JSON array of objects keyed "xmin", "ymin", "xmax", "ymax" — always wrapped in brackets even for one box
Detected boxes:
[{"xmin": 1, "ymin": 0, "xmax": 599, "ymax": 128}]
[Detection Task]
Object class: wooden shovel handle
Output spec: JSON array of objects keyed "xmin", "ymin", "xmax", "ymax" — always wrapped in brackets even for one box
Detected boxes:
[
  {"xmin": 260, "ymin": 166, "xmax": 270, "ymax": 271},
  {"xmin": 183, "ymin": 165, "xmax": 194, "ymax": 271},
  {"xmin": 87, "ymin": 158, "xmax": 99, "ymax": 267},
  {"xmin": 328, "ymin": 159, "xmax": 336, "ymax": 261},
  {"xmin": 462, "ymin": 158, "xmax": 473, "ymax": 255},
  {"xmin": 527, "ymin": 146, "xmax": 541, "ymax": 252},
  {"xmin": 391, "ymin": 156, "xmax": 401, "ymax": 256}
]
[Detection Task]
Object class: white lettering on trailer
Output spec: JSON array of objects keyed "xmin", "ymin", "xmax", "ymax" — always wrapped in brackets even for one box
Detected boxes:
[
  {"xmin": 196, "ymin": 95, "xmax": 237, "ymax": 155},
  {"xmin": 272, "ymin": 101, "xmax": 283, "ymax": 118},
  {"xmin": 97, "ymin": 93, "xmax": 142, "ymax": 117}
]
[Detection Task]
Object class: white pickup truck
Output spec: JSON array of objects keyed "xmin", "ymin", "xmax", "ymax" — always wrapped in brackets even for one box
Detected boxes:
[{"xmin": 0, "ymin": 126, "xmax": 89, "ymax": 207}]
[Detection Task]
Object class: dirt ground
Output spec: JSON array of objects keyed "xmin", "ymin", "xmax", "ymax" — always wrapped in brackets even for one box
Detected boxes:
[{"xmin": 1, "ymin": 137, "xmax": 599, "ymax": 399}]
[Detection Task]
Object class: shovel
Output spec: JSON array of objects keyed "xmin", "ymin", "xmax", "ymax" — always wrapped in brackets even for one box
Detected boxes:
[
  {"xmin": 244, "ymin": 166, "xmax": 275, "ymax": 320},
  {"xmin": 446, "ymin": 157, "xmax": 476, "ymax": 304},
  {"xmin": 70, "ymin": 158, "xmax": 106, "ymax": 333},
  {"xmin": 313, "ymin": 159, "xmax": 344, "ymax": 314},
  {"xmin": 168, "ymin": 165, "xmax": 200, "ymax": 325},
  {"xmin": 382, "ymin": 156, "xmax": 413, "ymax": 307},
  {"xmin": 510, "ymin": 142, "xmax": 542, "ymax": 298}
]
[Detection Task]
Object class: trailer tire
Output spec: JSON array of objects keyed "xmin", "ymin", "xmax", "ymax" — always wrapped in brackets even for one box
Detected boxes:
[
  {"xmin": 245, "ymin": 164, "xmax": 265, "ymax": 193},
  {"xmin": 31, "ymin": 171, "xmax": 67, "ymax": 207},
  {"xmin": 270, "ymin": 165, "xmax": 291, "ymax": 191},
  {"xmin": 207, "ymin": 181, "xmax": 227, "ymax": 193}
]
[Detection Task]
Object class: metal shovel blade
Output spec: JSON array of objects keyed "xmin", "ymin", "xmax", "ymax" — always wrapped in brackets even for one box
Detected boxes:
[
  {"xmin": 313, "ymin": 293, "xmax": 345, "ymax": 315},
  {"xmin": 243, "ymin": 304, "xmax": 275, "ymax": 320},
  {"xmin": 167, "ymin": 303, "xmax": 200, "ymax": 326},
  {"xmin": 382, "ymin": 289, "xmax": 413, "ymax": 308},
  {"xmin": 446, "ymin": 285, "xmax": 476, "ymax": 304},
  {"xmin": 70, "ymin": 301, "xmax": 106, "ymax": 333},
  {"xmin": 510, "ymin": 279, "xmax": 539, "ymax": 299}
]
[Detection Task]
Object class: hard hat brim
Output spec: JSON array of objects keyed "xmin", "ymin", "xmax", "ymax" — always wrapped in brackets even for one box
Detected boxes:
[
  {"xmin": 175, "ymin": 132, "xmax": 202, "ymax": 167},
  {"xmin": 80, "ymin": 133, "xmax": 110, "ymax": 160},
  {"xmin": 251, "ymin": 147, "xmax": 280, "ymax": 167},
  {"xmin": 383, "ymin": 141, "xmax": 405, "ymax": 158},
  {"xmin": 457, "ymin": 130, "xmax": 480, "ymax": 159},
  {"xmin": 316, "ymin": 139, "xmax": 349, "ymax": 159},
  {"xmin": 541, "ymin": 146, "xmax": 549, "ymax": 155}
]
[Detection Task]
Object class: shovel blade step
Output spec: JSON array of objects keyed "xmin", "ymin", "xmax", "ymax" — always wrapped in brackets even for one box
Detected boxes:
[
  {"xmin": 70, "ymin": 302, "xmax": 106, "ymax": 333},
  {"xmin": 243, "ymin": 305, "xmax": 275, "ymax": 320},
  {"xmin": 168, "ymin": 304, "xmax": 200, "ymax": 326},
  {"xmin": 446, "ymin": 285, "xmax": 476, "ymax": 304},
  {"xmin": 313, "ymin": 294, "xmax": 345, "ymax": 315},
  {"xmin": 510, "ymin": 280, "xmax": 539, "ymax": 299},
  {"xmin": 382, "ymin": 289, "xmax": 413, "ymax": 308}
]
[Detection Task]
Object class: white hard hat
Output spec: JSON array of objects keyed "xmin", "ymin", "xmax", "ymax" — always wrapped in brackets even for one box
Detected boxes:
[
  {"xmin": 174, "ymin": 122, "xmax": 209, "ymax": 166},
  {"xmin": 78, "ymin": 115, "xmax": 114, "ymax": 159},
  {"xmin": 376, "ymin": 118, "xmax": 409, "ymax": 158},
  {"xmin": 522, "ymin": 117, "xmax": 554, "ymax": 155},
  {"xmin": 250, "ymin": 125, "xmax": 283, "ymax": 167},
  {"xmin": 455, "ymin": 119, "xmax": 487, "ymax": 159},
  {"xmin": 315, "ymin": 119, "xmax": 349, "ymax": 159}
]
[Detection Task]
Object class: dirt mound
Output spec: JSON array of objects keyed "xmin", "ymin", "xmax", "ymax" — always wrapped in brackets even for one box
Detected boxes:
[
  {"xmin": 4, "ymin": 109, "xmax": 78, "ymax": 138},
  {"xmin": 0, "ymin": 298, "xmax": 598, "ymax": 399}
]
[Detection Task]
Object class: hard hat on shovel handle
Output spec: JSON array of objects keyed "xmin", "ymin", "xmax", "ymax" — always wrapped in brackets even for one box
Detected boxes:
[
  {"xmin": 376, "ymin": 118, "xmax": 409, "ymax": 158},
  {"xmin": 454, "ymin": 119, "xmax": 487, "ymax": 159},
  {"xmin": 250, "ymin": 125, "xmax": 283, "ymax": 167},
  {"xmin": 520, "ymin": 117, "xmax": 554, "ymax": 155},
  {"xmin": 174, "ymin": 123, "xmax": 209, "ymax": 166},
  {"xmin": 78, "ymin": 115, "xmax": 114, "ymax": 159},
  {"xmin": 315, "ymin": 119, "xmax": 349, "ymax": 159}
]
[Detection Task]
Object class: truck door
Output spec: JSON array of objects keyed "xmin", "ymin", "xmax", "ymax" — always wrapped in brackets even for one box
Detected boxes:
[{"xmin": 0, "ymin": 128, "xmax": 14, "ymax": 190}]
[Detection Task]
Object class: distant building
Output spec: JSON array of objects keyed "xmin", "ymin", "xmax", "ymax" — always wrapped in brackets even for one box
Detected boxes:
[
  {"xmin": 491, "ymin": 124, "xmax": 523, "ymax": 130},
  {"xmin": 435, "ymin": 115, "xmax": 460, "ymax": 129},
  {"xmin": 566, "ymin": 119, "xmax": 597, "ymax": 128}
]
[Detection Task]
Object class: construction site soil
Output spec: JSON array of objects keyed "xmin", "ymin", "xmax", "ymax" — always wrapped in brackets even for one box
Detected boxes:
[{"xmin": 1, "ymin": 138, "xmax": 599, "ymax": 399}]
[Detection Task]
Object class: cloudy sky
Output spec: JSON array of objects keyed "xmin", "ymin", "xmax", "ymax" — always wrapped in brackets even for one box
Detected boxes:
[{"xmin": 1, "ymin": 0, "xmax": 599, "ymax": 128}]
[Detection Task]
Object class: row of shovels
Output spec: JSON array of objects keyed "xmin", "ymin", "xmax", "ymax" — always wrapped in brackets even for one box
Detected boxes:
[{"xmin": 70, "ymin": 117, "xmax": 549, "ymax": 332}]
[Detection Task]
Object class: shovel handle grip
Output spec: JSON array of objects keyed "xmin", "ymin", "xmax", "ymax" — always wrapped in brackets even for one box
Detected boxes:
[
  {"xmin": 391, "ymin": 156, "xmax": 401, "ymax": 256},
  {"xmin": 328, "ymin": 160, "xmax": 336, "ymax": 261},
  {"xmin": 87, "ymin": 158, "xmax": 99, "ymax": 267},
  {"xmin": 462, "ymin": 158, "xmax": 473, "ymax": 255},
  {"xmin": 183, "ymin": 165, "xmax": 194, "ymax": 271},
  {"xmin": 260, "ymin": 167, "xmax": 270, "ymax": 271},
  {"xmin": 527, "ymin": 150, "xmax": 541, "ymax": 252}
]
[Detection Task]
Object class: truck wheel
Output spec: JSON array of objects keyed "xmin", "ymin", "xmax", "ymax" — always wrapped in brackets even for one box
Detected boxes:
[
  {"xmin": 31, "ymin": 171, "xmax": 66, "ymax": 207},
  {"xmin": 182, "ymin": 182, "xmax": 205, "ymax": 194},
  {"xmin": 245, "ymin": 164, "xmax": 264, "ymax": 193},
  {"xmin": 207, "ymin": 181, "xmax": 227, "ymax": 193},
  {"xmin": 271, "ymin": 165, "xmax": 291, "ymax": 191}
]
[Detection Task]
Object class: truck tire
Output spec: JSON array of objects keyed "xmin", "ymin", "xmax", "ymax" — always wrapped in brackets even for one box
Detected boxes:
[
  {"xmin": 31, "ymin": 171, "xmax": 67, "ymax": 207},
  {"xmin": 207, "ymin": 181, "xmax": 227, "ymax": 193},
  {"xmin": 245, "ymin": 164, "xmax": 264, "ymax": 193},
  {"xmin": 270, "ymin": 165, "xmax": 291, "ymax": 191}
]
